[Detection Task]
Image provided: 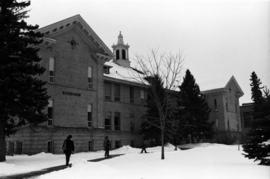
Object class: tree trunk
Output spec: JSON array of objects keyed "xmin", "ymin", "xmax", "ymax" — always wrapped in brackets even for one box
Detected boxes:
[
  {"xmin": 0, "ymin": 119, "xmax": 6, "ymax": 162},
  {"xmin": 161, "ymin": 127, "xmax": 165, "ymax": 160}
]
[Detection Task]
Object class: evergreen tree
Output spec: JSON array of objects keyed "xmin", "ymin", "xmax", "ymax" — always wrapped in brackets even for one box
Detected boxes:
[
  {"xmin": 141, "ymin": 75, "xmax": 167, "ymax": 145},
  {"xmin": 0, "ymin": 0, "xmax": 49, "ymax": 161},
  {"xmin": 177, "ymin": 69, "xmax": 213, "ymax": 142},
  {"xmin": 140, "ymin": 74, "xmax": 176, "ymax": 159},
  {"xmin": 250, "ymin": 72, "xmax": 264, "ymax": 117},
  {"xmin": 242, "ymin": 72, "xmax": 270, "ymax": 165}
]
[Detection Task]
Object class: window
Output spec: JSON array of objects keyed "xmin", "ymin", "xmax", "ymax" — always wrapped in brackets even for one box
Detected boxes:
[
  {"xmin": 49, "ymin": 57, "xmax": 55, "ymax": 82},
  {"xmin": 130, "ymin": 121, "xmax": 135, "ymax": 132},
  {"xmin": 105, "ymin": 82, "xmax": 112, "ymax": 101},
  {"xmin": 140, "ymin": 89, "xmax": 145, "ymax": 100},
  {"xmin": 114, "ymin": 84, "xmax": 120, "ymax": 102},
  {"xmin": 235, "ymin": 99, "xmax": 238, "ymax": 112},
  {"xmin": 115, "ymin": 140, "xmax": 121, "ymax": 149},
  {"xmin": 48, "ymin": 99, "xmax": 53, "ymax": 126},
  {"xmin": 114, "ymin": 112, "xmax": 121, "ymax": 130},
  {"xmin": 88, "ymin": 104, "xmax": 92, "ymax": 127},
  {"xmin": 7, "ymin": 141, "xmax": 14, "ymax": 155},
  {"xmin": 104, "ymin": 66, "xmax": 110, "ymax": 74},
  {"xmin": 243, "ymin": 112, "xmax": 252, "ymax": 128},
  {"xmin": 116, "ymin": 50, "xmax": 120, "ymax": 60},
  {"xmin": 15, "ymin": 141, "xmax": 22, "ymax": 154},
  {"xmin": 215, "ymin": 119, "xmax": 219, "ymax": 129},
  {"xmin": 88, "ymin": 140, "xmax": 94, "ymax": 151},
  {"xmin": 130, "ymin": 113, "xmax": 135, "ymax": 132},
  {"xmin": 122, "ymin": 49, "xmax": 126, "ymax": 59},
  {"xmin": 47, "ymin": 140, "xmax": 54, "ymax": 153},
  {"xmin": 105, "ymin": 112, "xmax": 112, "ymax": 130},
  {"xmin": 227, "ymin": 120, "xmax": 230, "ymax": 131},
  {"xmin": 88, "ymin": 66, "xmax": 93, "ymax": 89},
  {"xmin": 214, "ymin": 99, "xmax": 217, "ymax": 110},
  {"xmin": 130, "ymin": 140, "xmax": 135, "ymax": 147},
  {"xmin": 130, "ymin": 87, "xmax": 134, "ymax": 103},
  {"xmin": 226, "ymin": 102, "xmax": 228, "ymax": 112}
]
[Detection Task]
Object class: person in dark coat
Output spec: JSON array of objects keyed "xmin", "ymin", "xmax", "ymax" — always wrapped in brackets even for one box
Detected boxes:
[
  {"xmin": 62, "ymin": 135, "xmax": 75, "ymax": 166},
  {"xmin": 140, "ymin": 138, "xmax": 148, "ymax": 153},
  {"xmin": 103, "ymin": 136, "xmax": 111, "ymax": 158}
]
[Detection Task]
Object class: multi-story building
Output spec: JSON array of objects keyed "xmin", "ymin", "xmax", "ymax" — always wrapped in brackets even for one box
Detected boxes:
[
  {"xmin": 6, "ymin": 15, "xmax": 146, "ymax": 154},
  {"xmin": 202, "ymin": 76, "xmax": 244, "ymax": 141},
  {"xmin": 6, "ymin": 15, "xmax": 244, "ymax": 154}
]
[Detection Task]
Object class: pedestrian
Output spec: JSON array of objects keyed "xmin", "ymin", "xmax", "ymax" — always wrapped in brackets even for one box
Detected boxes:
[
  {"xmin": 103, "ymin": 136, "xmax": 111, "ymax": 158},
  {"xmin": 62, "ymin": 135, "xmax": 75, "ymax": 166},
  {"xmin": 140, "ymin": 138, "xmax": 148, "ymax": 153}
]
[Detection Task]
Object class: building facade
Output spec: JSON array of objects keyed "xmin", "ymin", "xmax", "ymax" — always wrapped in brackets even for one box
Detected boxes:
[
  {"xmin": 202, "ymin": 77, "xmax": 244, "ymax": 141},
  {"xmin": 240, "ymin": 103, "xmax": 254, "ymax": 133},
  {"xmin": 6, "ymin": 15, "xmax": 244, "ymax": 154},
  {"xmin": 6, "ymin": 15, "xmax": 146, "ymax": 155}
]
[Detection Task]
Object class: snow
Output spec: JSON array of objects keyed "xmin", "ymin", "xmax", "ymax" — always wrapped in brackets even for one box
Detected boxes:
[
  {"xmin": 0, "ymin": 144, "xmax": 269, "ymax": 179},
  {"xmin": 262, "ymin": 139, "xmax": 270, "ymax": 145},
  {"xmin": 104, "ymin": 60, "xmax": 147, "ymax": 85}
]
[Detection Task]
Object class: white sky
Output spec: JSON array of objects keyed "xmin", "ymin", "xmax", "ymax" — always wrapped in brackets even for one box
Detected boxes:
[{"xmin": 27, "ymin": 0, "xmax": 270, "ymax": 104}]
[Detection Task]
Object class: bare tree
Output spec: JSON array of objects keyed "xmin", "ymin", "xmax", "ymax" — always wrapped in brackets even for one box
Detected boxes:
[{"xmin": 134, "ymin": 50, "xmax": 183, "ymax": 160}]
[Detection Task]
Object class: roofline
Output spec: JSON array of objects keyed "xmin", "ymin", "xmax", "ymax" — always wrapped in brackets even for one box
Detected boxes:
[
  {"xmin": 38, "ymin": 14, "xmax": 113, "ymax": 57},
  {"xmin": 201, "ymin": 88, "xmax": 226, "ymax": 94},
  {"xmin": 226, "ymin": 76, "xmax": 244, "ymax": 97},
  {"xmin": 104, "ymin": 76, "xmax": 147, "ymax": 88},
  {"xmin": 241, "ymin": 102, "xmax": 254, "ymax": 106}
]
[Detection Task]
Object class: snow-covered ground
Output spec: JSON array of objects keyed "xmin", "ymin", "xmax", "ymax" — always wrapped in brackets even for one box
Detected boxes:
[{"xmin": 0, "ymin": 143, "xmax": 269, "ymax": 179}]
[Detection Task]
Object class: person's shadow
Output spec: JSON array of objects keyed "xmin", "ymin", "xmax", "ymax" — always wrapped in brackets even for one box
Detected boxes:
[
  {"xmin": 88, "ymin": 154, "xmax": 124, "ymax": 162},
  {"xmin": 2, "ymin": 164, "xmax": 70, "ymax": 179}
]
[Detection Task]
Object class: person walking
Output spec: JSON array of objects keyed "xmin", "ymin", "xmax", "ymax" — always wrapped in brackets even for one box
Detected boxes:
[
  {"xmin": 140, "ymin": 138, "xmax": 148, "ymax": 153},
  {"xmin": 103, "ymin": 136, "xmax": 111, "ymax": 158},
  {"xmin": 62, "ymin": 135, "xmax": 75, "ymax": 166}
]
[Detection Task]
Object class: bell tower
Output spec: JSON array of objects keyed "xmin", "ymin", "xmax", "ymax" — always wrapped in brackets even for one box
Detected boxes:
[{"xmin": 112, "ymin": 31, "xmax": 130, "ymax": 67}]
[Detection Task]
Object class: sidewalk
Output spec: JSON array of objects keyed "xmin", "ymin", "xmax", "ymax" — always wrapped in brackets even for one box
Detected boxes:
[
  {"xmin": 1, "ymin": 154, "xmax": 124, "ymax": 179},
  {"xmin": 0, "ymin": 164, "xmax": 69, "ymax": 179}
]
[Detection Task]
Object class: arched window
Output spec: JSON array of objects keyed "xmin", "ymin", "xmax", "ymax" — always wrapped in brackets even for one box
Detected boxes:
[
  {"xmin": 122, "ymin": 49, "xmax": 126, "ymax": 60},
  {"xmin": 116, "ymin": 50, "xmax": 120, "ymax": 60}
]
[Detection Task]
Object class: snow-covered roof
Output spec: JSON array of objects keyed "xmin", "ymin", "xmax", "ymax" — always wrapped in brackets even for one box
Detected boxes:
[
  {"xmin": 104, "ymin": 60, "xmax": 147, "ymax": 86},
  {"xmin": 104, "ymin": 61, "xmax": 244, "ymax": 96}
]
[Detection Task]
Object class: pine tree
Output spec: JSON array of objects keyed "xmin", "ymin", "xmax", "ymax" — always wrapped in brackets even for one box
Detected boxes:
[
  {"xmin": 141, "ymin": 75, "xmax": 167, "ymax": 145},
  {"xmin": 242, "ymin": 72, "xmax": 270, "ymax": 165},
  {"xmin": 140, "ymin": 74, "xmax": 176, "ymax": 159},
  {"xmin": 178, "ymin": 69, "xmax": 213, "ymax": 142},
  {"xmin": 0, "ymin": 0, "xmax": 49, "ymax": 161},
  {"xmin": 250, "ymin": 72, "xmax": 264, "ymax": 116}
]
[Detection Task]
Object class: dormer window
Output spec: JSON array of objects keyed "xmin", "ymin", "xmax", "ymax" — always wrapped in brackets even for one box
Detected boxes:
[
  {"xmin": 104, "ymin": 65, "xmax": 112, "ymax": 74},
  {"xmin": 104, "ymin": 66, "xmax": 110, "ymax": 74}
]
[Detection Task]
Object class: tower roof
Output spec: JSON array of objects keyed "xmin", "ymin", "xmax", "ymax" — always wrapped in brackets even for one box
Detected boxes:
[{"xmin": 117, "ymin": 31, "xmax": 124, "ymax": 45}]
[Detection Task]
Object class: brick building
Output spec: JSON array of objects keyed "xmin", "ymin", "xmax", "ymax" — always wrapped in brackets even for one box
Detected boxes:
[
  {"xmin": 6, "ymin": 15, "xmax": 244, "ymax": 154},
  {"xmin": 6, "ymin": 15, "xmax": 146, "ymax": 154}
]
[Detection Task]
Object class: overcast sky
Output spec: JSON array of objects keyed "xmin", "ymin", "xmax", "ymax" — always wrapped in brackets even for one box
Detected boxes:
[{"xmin": 27, "ymin": 0, "xmax": 270, "ymax": 104}]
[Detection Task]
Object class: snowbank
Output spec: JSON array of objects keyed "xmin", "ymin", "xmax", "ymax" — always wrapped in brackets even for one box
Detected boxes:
[{"xmin": 1, "ymin": 144, "xmax": 269, "ymax": 179}]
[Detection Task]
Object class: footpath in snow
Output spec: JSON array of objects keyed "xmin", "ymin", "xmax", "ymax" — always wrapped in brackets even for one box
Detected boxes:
[{"xmin": 0, "ymin": 143, "xmax": 269, "ymax": 179}]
